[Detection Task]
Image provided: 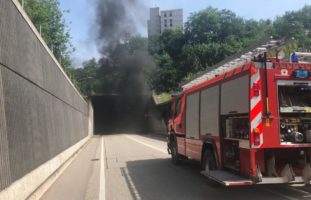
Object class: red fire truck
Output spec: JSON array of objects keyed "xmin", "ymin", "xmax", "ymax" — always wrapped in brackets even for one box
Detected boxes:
[{"xmin": 167, "ymin": 39, "xmax": 311, "ymax": 186}]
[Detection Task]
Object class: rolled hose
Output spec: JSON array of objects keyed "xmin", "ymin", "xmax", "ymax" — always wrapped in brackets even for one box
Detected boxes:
[{"xmin": 290, "ymin": 131, "xmax": 304, "ymax": 143}]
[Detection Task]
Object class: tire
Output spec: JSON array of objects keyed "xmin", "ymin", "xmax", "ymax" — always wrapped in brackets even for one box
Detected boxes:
[
  {"xmin": 202, "ymin": 149, "xmax": 217, "ymax": 174},
  {"xmin": 170, "ymin": 138, "xmax": 181, "ymax": 165}
]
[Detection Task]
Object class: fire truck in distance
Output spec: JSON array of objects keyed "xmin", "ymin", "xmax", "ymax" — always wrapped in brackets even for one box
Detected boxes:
[{"xmin": 167, "ymin": 39, "xmax": 311, "ymax": 186}]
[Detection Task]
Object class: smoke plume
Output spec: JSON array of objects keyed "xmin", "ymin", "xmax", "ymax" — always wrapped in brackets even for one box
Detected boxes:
[
  {"xmin": 96, "ymin": 0, "xmax": 147, "ymax": 55},
  {"xmin": 94, "ymin": 0, "xmax": 156, "ymax": 94},
  {"xmin": 93, "ymin": 0, "xmax": 161, "ymax": 134}
]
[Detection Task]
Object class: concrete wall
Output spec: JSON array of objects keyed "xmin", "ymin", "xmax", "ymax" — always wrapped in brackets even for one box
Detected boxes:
[
  {"xmin": 0, "ymin": 0, "xmax": 91, "ymax": 198},
  {"xmin": 88, "ymin": 100, "xmax": 94, "ymax": 136}
]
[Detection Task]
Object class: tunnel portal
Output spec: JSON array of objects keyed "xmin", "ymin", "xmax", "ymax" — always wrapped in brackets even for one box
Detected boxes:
[{"xmin": 91, "ymin": 95, "xmax": 167, "ymax": 135}]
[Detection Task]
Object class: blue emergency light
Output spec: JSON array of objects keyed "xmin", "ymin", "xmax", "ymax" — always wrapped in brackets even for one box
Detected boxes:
[{"xmin": 294, "ymin": 70, "xmax": 309, "ymax": 78}]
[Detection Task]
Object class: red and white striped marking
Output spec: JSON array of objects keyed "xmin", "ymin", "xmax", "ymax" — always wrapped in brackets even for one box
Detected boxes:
[{"xmin": 250, "ymin": 68, "xmax": 263, "ymax": 148}]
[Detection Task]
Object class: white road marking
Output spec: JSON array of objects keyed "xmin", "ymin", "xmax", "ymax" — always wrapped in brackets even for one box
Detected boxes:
[
  {"xmin": 121, "ymin": 168, "xmax": 142, "ymax": 200},
  {"xmin": 99, "ymin": 136, "xmax": 106, "ymax": 200},
  {"xmin": 125, "ymin": 135, "xmax": 167, "ymax": 154},
  {"xmin": 261, "ymin": 188, "xmax": 299, "ymax": 200},
  {"xmin": 288, "ymin": 186, "xmax": 311, "ymax": 195}
]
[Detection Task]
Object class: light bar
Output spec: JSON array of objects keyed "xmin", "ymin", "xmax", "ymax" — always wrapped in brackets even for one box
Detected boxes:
[{"xmin": 294, "ymin": 70, "xmax": 309, "ymax": 78}]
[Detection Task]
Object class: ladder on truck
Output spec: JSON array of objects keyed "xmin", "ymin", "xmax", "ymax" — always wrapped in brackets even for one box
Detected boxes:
[{"xmin": 182, "ymin": 37, "xmax": 289, "ymax": 91}]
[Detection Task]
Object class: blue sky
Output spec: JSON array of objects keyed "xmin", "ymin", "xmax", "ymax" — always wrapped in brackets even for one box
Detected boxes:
[{"xmin": 59, "ymin": 0, "xmax": 311, "ymax": 67}]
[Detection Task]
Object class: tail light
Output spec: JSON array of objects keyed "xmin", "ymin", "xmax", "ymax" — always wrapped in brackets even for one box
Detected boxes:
[
  {"xmin": 265, "ymin": 118, "xmax": 271, "ymax": 127},
  {"xmin": 253, "ymin": 128, "xmax": 261, "ymax": 146}
]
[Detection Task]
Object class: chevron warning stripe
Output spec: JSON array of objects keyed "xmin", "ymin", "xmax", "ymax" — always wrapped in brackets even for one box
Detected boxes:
[{"xmin": 250, "ymin": 68, "xmax": 263, "ymax": 148}]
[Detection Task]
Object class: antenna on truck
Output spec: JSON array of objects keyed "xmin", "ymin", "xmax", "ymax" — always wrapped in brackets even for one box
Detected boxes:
[{"xmin": 181, "ymin": 37, "xmax": 290, "ymax": 91}]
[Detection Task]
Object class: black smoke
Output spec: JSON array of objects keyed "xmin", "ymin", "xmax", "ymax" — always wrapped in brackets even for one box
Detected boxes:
[
  {"xmin": 93, "ymin": 0, "xmax": 162, "ymax": 134},
  {"xmin": 95, "ymin": 0, "xmax": 154, "ymax": 94},
  {"xmin": 96, "ymin": 0, "xmax": 146, "ymax": 56}
]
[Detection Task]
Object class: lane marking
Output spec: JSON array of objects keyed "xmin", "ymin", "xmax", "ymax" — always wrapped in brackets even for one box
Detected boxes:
[
  {"xmin": 288, "ymin": 186, "xmax": 311, "ymax": 195},
  {"xmin": 121, "ymin": 168, "xmax": 142, "ymax": 200},
  {"xmin": 125, "ymin": 135, "xmax": 167, "ymax": 154},
  {"xmin": 99, "ymin": 136, "xmax": 106, "ymax": 200},
  {"xmin": 260, "ymin": 188, "xmax": 299, "ymax": 200}
]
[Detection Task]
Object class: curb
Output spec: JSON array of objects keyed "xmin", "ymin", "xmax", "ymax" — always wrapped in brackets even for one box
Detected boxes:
[{"xmin": 26, "ymin": 138, "xmax": 92, "ymax": 200}]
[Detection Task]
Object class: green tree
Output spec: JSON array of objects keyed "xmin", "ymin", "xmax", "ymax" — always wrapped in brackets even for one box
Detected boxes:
[
  {"xmin": 127, "ymin": 36, "xmax": 148, "ymax": 53},
  {"xmin": 273, "ymin": 5, "xmax": 311, "ymax": 50},
  {"xmin": 19, "ymin": 0, "xmax": 73, "ymax": 69},
  {"xmin": 71, "ymin": 58, "xmax": 101, "ymax": 96},
  {"xmin": 149, "ymin": 53, "xmax": 177, "ymax": 93},
  {"xmin": 149, "ymin": 7, "xmax": 271, "ymax": 93}
]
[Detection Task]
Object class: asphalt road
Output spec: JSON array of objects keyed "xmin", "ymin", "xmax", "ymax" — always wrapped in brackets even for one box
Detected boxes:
[
  {"xmin": 41, "ymin": 134, "xmax": 311, "ymax": 200},
  {"xmin": 40, "ymin": 137, "xmax": 101, "ymax": 200}
]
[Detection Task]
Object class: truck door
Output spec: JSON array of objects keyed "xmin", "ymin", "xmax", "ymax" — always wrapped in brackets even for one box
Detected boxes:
[
  {"xmin": 220, "ymin": 74, "xmax": 250, "ymax": 173},
  {"xmin": 173, "ymin": 97, "xmax": 183, "ymax": 133},
  {"xmin": 185, "ymin": 92, "xmax": 201, "ymax": 160},
  {"xmin": 171, "ymin": 96, "xmax": 186, "ymax": 156}
]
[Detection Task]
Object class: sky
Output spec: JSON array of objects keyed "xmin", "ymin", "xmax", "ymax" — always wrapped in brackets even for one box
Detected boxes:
[{"xmin": 59, "ymin": 0, "xmax": 311, "ymax": 67}]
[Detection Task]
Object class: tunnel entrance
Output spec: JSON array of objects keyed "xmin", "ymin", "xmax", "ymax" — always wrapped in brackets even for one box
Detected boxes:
[{"xmin": 91, "ymin": 95, "xmax": 167, "ymax": 135}]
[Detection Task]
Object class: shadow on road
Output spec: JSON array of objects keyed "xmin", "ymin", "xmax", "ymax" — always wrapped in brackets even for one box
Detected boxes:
[{"xmin": 121, "ymin": 158, "xmax": 311, "ymax": 200}]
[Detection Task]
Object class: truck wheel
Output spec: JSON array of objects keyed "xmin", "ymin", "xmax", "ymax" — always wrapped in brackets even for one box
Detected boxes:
[
  {"xmin": 171, "ymin": 139, "xmax": 181, "ymax": 165},
  {"xmin": 202, "ymin": 149, "xmax": 217, "ymax": 174}
]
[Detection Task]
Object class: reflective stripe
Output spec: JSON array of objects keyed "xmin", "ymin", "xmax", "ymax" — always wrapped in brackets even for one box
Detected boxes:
[
  {"xmin": 251, "ymin": 112, "xmax": 262, "ymax": 129},
  {"xmin": 250, "ymin": 72, "xmax": 260, "ymax": 86},
  {"xmin": 251, "ymin": 96, "xmax": 261, "ymax": 110},
  {"xmin": 250, "ymin": 69, "xmax": 263, "ymax": 148}
]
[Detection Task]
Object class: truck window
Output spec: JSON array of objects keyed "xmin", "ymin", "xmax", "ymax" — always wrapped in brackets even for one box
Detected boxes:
[
  {"xmin": 175, "ymin": 98, "xmax": 182, "ymax": 116},
  {"xmin": 221, "ymin": 75, "xmax": 249, "ymax": 114}
]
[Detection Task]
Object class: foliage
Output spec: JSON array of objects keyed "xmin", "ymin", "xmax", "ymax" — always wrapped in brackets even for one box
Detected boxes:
[
  {"xmin": 149, "ymin": 7, "xmax": 271, "ymax": 93},
  {"xmin": 70, "ymin": 58, "xmax": 100, "ymax": 96},
  {"xmin": 273, "ymin": 5, "xmax": 311, "ymax": 51},
  {"xmin": 148, "ymin": 52, "xmax": 177, "ymax": 93},
  {"xmin": 149, "ymin": 6, "xmax": 310, "ymax": 93},
  {"xmin": 18, "ymin": 0, "xmax": 73, "ymax": 69}
]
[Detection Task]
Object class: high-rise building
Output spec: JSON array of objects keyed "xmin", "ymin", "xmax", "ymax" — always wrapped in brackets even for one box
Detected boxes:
[
  {"xmin": 160, "ymin": 9, "xmax": 183, "ymax": 33},
  {"xmin": 147, "ymin": 7, "xmax": 183, "ymax": 37},
  {"xmin": 148, "ymin": 7, "xmax": 161, "ymax": 37}
]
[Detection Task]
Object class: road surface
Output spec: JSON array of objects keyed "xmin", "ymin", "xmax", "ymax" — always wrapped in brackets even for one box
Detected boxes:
[{"xmin": 41, "ymin": 133, "xmax": 311, "ymax": 200}]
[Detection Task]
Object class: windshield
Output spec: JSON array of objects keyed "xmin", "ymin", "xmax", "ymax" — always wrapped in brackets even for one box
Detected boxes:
[{"xmin": 279, "ymin": 85, "xmax": 311, "ymax": 113}]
